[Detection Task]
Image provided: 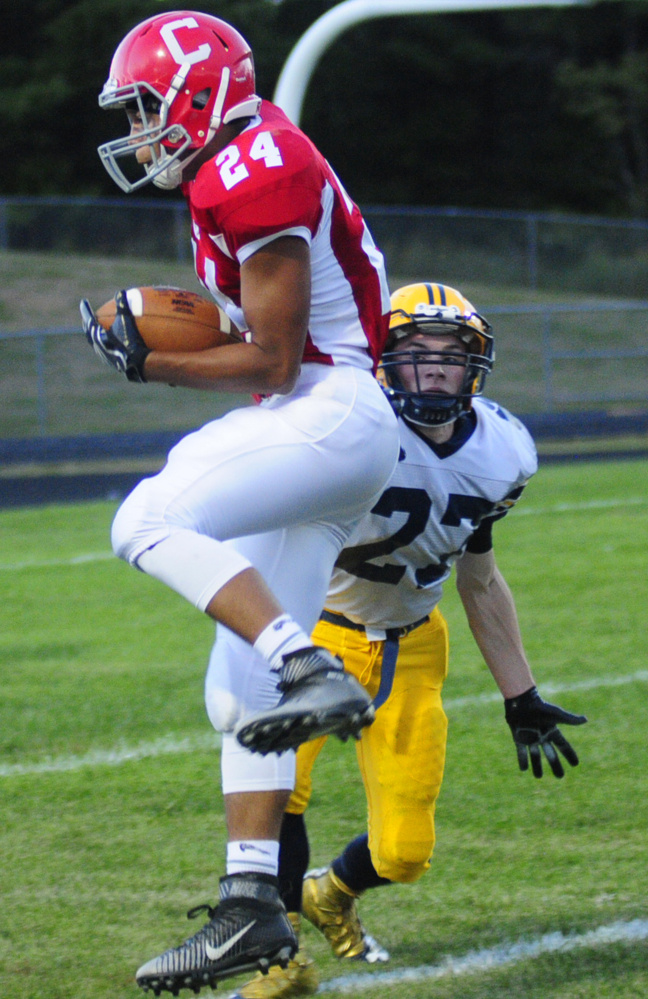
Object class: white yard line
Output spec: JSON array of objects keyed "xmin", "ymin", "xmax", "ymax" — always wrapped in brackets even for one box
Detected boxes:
[
  {"xmin": 2, "ymin": 501, "xmax": 645, "ymax": 997},
  {"xmin": 515, "ymin": 495, "xmax": 647, "ymax": 517},
  {"xmin": 0, "ymin": 732, "xmax": 220, "ymax": 777},
  {"xmin": 318, "ymin": 918, "xmax": 648, "ymax": 993},
  {"xmin": 1, "ymin": 493, "xmax": 646, "ymax": 778},
  {"xmin": 444, "ymin": 669, "xmax": 648, "ymax": 710},
  {"xmin": 0, "ymin": 551, "xmax": 114, "ymax": 571},
  {"xmin": 1, "ymin": 496, "xmax": 646, "ymax": 572},
  {"xmin": 2, "ymin": 670, "xmax": 646, "ymax": 779}
]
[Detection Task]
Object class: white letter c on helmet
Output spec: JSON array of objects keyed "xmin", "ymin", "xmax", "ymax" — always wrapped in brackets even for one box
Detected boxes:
[{"xmin": 160, "ymin": 17, "xmax": 211, "ymax": 66}]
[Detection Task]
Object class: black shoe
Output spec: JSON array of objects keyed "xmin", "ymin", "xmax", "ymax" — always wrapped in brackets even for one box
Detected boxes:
[
  {"xmin": 235, "ymin": 647, "xmax": 375, "ymax": 755},
  {"xmin": 135, "ymin": 873, "xmax": 297, "ymax": 996}
]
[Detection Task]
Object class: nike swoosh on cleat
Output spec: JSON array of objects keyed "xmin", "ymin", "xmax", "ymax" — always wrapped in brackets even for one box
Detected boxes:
[{"xmin": 204, "ymin": 920, "xmax": 257, "ymax": 962}]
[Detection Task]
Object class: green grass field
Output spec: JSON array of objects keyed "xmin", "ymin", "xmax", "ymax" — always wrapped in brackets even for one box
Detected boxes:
[{"xmin": 1, "ymin": 459, "xmax": 647, "ymax": 999}]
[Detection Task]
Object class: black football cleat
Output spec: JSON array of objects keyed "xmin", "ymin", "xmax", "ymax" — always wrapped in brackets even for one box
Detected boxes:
[
  {"xmin": 135, "ymin": 873, "xmax": 297, "ymax": 996},
  {"xmin": 235, "ymin": 647, "xmax": 375, "ymax": 755}
]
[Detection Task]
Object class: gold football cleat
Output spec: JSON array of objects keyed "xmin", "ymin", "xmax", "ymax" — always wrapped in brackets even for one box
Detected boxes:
[
  {"xmin": 301, "ymin": 868, "xmax": 389, "ymax": 963},
  {"xmin": 227, "ymin": 914, "xmax": 319, "ymax": 999}
]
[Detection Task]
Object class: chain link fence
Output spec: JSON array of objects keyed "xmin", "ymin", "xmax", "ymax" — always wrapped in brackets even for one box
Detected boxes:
[
  {"xmin": 1, "ymin": 196, "xmax": 647, "ymax": 449},
  {"xmin": 3, "ymin": 196, "xmax": 648, "ymax": 295},
  {"xmin": 364, "ymin": 207, "xmax": 648, "ymax": 299}
]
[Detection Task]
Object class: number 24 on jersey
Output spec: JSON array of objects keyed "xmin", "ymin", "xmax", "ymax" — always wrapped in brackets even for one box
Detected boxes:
[{"xmin": 216, "ymin": 132, "xmax": 283, "ymax": 191}]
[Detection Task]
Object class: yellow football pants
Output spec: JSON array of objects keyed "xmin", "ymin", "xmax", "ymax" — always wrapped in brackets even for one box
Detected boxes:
[{"xmin": 286, "ymin": 608, "xmax": 448, "ymax": 883}]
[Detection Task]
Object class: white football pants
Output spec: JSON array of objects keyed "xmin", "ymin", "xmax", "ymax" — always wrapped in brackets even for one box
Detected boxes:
[{"xmin": 111, "ymin": 364, "xmax": 399, "ymax": 783}]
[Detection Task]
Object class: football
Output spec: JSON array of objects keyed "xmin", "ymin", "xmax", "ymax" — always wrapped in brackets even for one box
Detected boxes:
[{"xmin": 96, "ymin": 286, "xmax": 241, "ymax": 352}]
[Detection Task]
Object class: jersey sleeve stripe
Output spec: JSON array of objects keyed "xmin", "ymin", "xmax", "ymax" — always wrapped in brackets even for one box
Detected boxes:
[{"xmin": 236, "ymin": 225, "xmax": 312, "ymax": 264}]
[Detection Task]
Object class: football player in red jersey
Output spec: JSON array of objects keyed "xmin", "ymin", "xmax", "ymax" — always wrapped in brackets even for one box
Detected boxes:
[
  {"xmin": 228, "ymin": 282, "xmax": 588, "ymax": 999},
  {"xmin": 79, "ymin": 11, "xmax": 400, "ymax": 996}
]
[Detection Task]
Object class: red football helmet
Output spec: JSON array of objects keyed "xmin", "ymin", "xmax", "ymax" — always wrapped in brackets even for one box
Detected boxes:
[{"xmin": 97, "ymin": 11, "xmax": 261, "ymax": 192}]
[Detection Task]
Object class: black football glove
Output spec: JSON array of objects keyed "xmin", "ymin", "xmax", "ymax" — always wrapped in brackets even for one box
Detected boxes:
[
  {"xmin": 504, "ymin": 686, "xmax": 587, "ymax": 779},
  {"xmin": 80, "ymin": 289, "xmax": 150, "ymax": 383}
]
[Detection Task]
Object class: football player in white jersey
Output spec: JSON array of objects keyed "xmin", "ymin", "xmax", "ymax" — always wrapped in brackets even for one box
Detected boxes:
[
  {"xmin": 79, "ymin": 11, "xmax": 400, "ymax": 996},
  {"xmin": 228, "ymin": 282, "xmax": 588, "ymax": 999}
]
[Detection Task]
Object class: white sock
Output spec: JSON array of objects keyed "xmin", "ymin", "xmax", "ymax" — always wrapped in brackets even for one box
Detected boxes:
[
  {"xmin": 227, "ymin": 839, "xmax": 280, "ymax": 877},
  {"xmin": 253, "ymin": 614, "xmax": 312, "ymax": 670}
]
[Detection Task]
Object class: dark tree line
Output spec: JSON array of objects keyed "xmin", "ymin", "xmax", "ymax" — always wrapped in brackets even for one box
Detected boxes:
[{"xmin": 1, "ymin": 0, "xmax": 647, "ymax": 216}]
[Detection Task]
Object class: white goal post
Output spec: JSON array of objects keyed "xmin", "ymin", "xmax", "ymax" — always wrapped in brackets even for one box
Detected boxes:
[{"xmin": 273, "ymin": 0, "xmax": 591, "ymax": 125}]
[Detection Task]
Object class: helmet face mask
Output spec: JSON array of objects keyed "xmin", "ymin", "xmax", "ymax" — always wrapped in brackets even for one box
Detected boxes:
[
  {"xmin": 381, "ymin": 284, "xmax": 494, "ymax": 428},
  {"xmin": 99, "ymin": 81, "xmax": 194, "ymax": 191},
  {"xmin": 97, "ymin": 12, "xmax": 261, "ymax": 192}
]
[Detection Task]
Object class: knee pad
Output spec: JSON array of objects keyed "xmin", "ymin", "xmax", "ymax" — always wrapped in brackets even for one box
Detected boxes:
[
  {"xmin": 110, "ymin": 486, "xmax": 170, "ymax": 565},
  {"xmin": 110, "ymin": 494, "xmax": 140, "ymax": 562},
  {"xmin": 221, "ymin": 733, "xmax": 295, "ymax": 794},
  {"xmin": 373, "ymin": 854, "xmax": 430, "ymax": 884},
  {"xmin": 371, "ymin": 812, "xmax": 435, "ymax": 884},
  {"xmin": 117, "ymin": 526, "xmax": 252, "ymax": 610},
  {"xmin": 205, "ymin": 685, "xmax": 243, "ymax": 734}
]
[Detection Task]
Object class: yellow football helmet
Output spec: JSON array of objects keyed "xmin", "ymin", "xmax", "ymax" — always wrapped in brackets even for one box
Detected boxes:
[{"xmin": 381, "ymin": 282, "xmax": 494, "ymax": 427}]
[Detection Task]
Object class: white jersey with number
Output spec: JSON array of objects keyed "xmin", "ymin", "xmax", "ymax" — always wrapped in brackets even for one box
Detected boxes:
[{"xmin": 326, "ymin": 397, "xmax": 538, "ymax": 630}]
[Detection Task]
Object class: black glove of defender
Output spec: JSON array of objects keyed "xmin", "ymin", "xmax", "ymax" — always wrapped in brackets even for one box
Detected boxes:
[
  {"xmin": 80, "ymin": 289, "xmax": 150, "ymax": 383},
  {"xmin": 504, "ymin": 686, "xmax": 587, "ymax": 779}
]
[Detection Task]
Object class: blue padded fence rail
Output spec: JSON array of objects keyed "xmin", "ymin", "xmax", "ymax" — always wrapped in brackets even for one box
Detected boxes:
[{"xmin": 1, "ymin": 411, "xmax": 648, "ymax": 467}]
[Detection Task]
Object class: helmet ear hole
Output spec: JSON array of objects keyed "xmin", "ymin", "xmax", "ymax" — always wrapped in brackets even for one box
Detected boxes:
[
  {"xmin": 192, "ymin": 88, "xmax": 211, "ymax": 110},
  {"xmin": 213, "ymin": 32, "xmax": 231, "ymax": 51}
]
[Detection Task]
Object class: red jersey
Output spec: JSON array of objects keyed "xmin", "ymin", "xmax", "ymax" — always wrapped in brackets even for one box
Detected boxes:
[{"xmin": 183, "ymin": 101, "xmax": 390, "ymax": 370}]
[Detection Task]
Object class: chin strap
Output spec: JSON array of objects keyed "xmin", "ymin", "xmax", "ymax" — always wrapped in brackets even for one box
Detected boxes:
[{"xmin": 149, "ymin": 145, "xmax": 204, "ymax": 189}]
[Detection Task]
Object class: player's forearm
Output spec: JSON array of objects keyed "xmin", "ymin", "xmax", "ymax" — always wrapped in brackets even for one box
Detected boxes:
[
  {"xmin": 143, "ymin": 339, "xmax": 299, "ymax": 394},
  {"xmin": 456, "ymin": 555, "xmax": 535, "ymax": 699}
]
